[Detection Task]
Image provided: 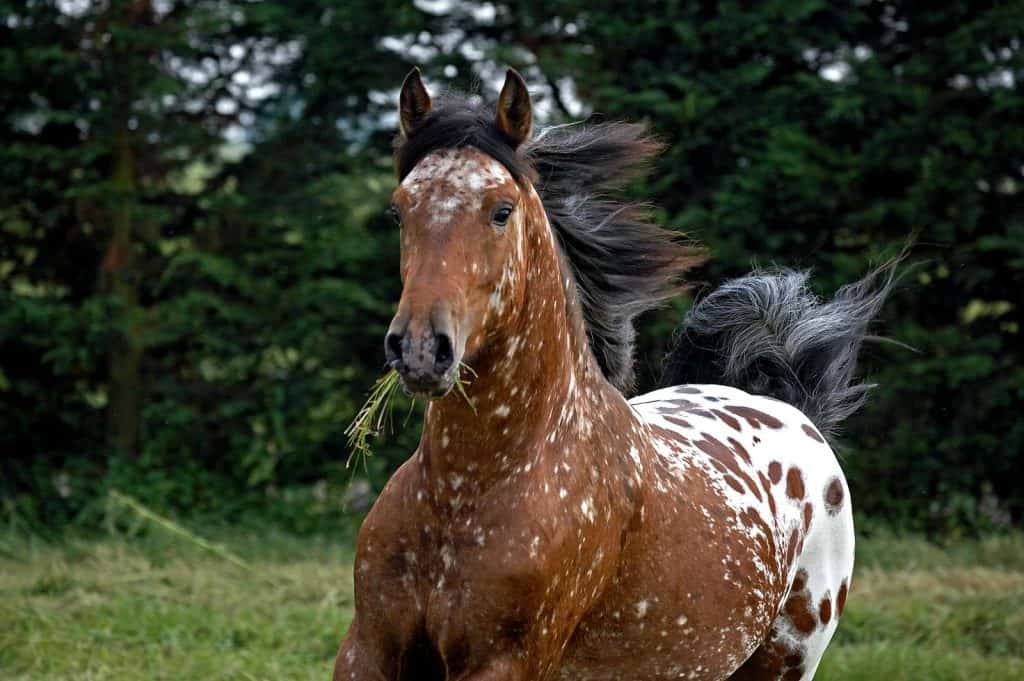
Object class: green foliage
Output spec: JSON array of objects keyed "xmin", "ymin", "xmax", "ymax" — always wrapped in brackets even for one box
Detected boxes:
[
  {"xmin": 0, "ymin": 0, "xmax": 421, "ymax": 528},
  {"xmin": 464, "ymin": 0, "xmax": 1024, "ymax": 532},
  {"xmin": 1, "ymin": 1, "xmax": 1021, "ymax": 533}
]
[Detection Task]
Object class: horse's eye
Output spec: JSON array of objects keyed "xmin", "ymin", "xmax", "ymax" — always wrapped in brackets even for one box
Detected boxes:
[
  {"xmin": 491, "ymin": 205, "xmax": 513, "ymax": 229},
  {"xmin": 389, "ymin": 205, "xmax": 402, "ymax": 226}
]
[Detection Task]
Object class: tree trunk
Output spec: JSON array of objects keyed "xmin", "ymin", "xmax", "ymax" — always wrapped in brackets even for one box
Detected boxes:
[{"xmin": 103, "ymin": 127, "xmax": 143, "ymax": 459}]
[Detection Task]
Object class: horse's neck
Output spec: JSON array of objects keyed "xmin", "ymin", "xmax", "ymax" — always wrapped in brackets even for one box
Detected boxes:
[{"xmin": 418, "ymin": 201, "xmax": 635, "ymax": 493}]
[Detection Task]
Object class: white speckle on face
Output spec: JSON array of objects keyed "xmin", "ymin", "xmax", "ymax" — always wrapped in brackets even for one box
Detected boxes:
[
  {"xmin": 559, "ymin": 487, "xmax": 568, "ymax": 499},
  {"xmin": 676, "ymin": 614, "xmax": 688, "ymax": 626},
  {"xmin": 636, "ymin": 600, "xmax": 649, "ymax": 618},
  {"xmin": 399, "ymin": 150, "xmax": 514, "ymax": 232},
  {"xmin": 494, "ymin": 404, "xmax": 510, "ymax": 418}
]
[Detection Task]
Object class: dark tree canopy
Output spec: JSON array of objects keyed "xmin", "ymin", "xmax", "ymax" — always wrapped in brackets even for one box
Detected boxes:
[{"xmin": 2, "ymin": 0, "xmax": 1021, "ymax": 534}]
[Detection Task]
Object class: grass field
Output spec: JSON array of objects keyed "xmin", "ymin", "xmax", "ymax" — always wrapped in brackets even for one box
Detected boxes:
[{"xmin": 1, "ymin": 525, "xmax": 1022, "ymax": 680}]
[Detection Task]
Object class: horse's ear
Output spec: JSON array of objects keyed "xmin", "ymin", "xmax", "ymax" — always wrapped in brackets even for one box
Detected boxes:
[
  {"xmin": 399, "ymin": 67, "xmax": 432, "ymax": 137},
  {"xmin": 495, "ymin": 68, "xmax": 532, "ymax": 148}
]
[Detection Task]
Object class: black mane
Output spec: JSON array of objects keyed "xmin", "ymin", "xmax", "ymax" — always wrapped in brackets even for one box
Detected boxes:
[{"xmin": 394, "ymin": 94, "xmax": 703, "ymax": 394}]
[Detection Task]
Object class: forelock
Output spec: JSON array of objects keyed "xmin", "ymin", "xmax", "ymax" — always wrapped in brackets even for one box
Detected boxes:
[{"xmin": 394, "ymin": 95, "xmax": 536, "ymax": 184}]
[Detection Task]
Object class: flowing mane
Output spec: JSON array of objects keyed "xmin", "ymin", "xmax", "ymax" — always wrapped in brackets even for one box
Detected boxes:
[{"xmin": 394, "ymin": 94, "xmax": 703, "ymax": 393}]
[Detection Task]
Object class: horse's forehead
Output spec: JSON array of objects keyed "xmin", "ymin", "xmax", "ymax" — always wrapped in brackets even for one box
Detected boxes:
[{"xmin": 401, "ymin": 148, "xmax": 513, "ymax": 195}]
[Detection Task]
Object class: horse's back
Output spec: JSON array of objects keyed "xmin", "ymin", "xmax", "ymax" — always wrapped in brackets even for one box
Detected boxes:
[{"xmin": 626, "ymin": 383, "xmax": 854, "ymax": 680}]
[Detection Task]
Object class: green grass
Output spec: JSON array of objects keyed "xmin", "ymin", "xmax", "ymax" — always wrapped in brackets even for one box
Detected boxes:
[
  {"xmin": 1, "ymin": 527, "xmax": 1022, "ymax": 680},
  {"xmin": 0, "ymin": 529, "xmax": 354, "ymax": 680},
  {"xmin": 818, "ymin": 531, "xmax": 1024, "ymax": 680}
]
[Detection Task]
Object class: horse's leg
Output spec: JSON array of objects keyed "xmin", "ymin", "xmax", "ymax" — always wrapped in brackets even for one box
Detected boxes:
[
  {"xmin": 332, "ymin": 628, "xmax": 387, "ymax": 681},
  {"xmin": 452, "ymin": 654, "xmax": 526, "ymax": 681},
  {"xmin": 726, "ymin": 627, "xmax": 807, "ymax": 681},
  {"xmin": 730, "ymin": 516, "xmax": 854, "ymax": 680},
  {"xmin": 728, "ymin": 610, "xmax": 842, "ymax": 681}
]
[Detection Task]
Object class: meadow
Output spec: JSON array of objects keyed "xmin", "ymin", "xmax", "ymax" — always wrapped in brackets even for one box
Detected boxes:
[{"xmin": 1, "ymin": 525, "xmax": 1022, "ymax": 680}]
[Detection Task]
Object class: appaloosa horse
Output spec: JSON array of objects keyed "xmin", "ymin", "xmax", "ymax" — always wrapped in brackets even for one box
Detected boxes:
[{"xmin": 334, "ymin": 67, "xmax": 895, "ymax": 681}]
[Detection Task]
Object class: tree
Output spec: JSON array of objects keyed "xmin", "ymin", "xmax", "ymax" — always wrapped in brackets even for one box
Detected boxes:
[
  {"xmin": 0, "ymin": 0, "xmax": 421, "ymax": 524},
  {"xmin": 410, "ymin": 0, "xmax": 1024, "ymax": 530}
]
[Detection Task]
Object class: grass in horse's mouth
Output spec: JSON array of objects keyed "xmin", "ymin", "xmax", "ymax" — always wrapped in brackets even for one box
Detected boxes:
[{"xmin": 345, "ymin": 363, "xmax": 476, "ymax": 468}]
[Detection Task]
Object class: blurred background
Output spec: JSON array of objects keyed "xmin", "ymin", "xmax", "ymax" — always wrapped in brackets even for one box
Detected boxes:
[
  {"xmin": 2, "ymin": 0, "xmax": 1022, "ymax": 538},
  {"xmin": 2, "ymin": 2, "xmax": 1024, "ymax": 679}
]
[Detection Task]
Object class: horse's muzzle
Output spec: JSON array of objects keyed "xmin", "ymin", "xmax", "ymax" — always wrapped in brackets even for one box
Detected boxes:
[{"xmin": 385, "ymin": 312, "xmax": 457, "ymax": 398}]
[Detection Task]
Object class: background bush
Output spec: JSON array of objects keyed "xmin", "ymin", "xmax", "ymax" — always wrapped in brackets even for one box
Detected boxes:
[{"xmin": 1, "ymin": 0, "xmax": 1021, "ymax": 534}]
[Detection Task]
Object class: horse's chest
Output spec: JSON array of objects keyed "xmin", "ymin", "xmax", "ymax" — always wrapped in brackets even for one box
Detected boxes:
[{"xmin": 365, "ymin": 516, "xmax": 551, "ymax": 652}]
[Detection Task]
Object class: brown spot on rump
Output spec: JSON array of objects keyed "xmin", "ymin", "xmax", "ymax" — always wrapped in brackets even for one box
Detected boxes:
[
  {"xmin": 663, "ymin": 415, "xmax": 693, "ymax": 430},
  {"xmin": 783, "ymin": 569, "xmax": 817, "ymax": 636},
  {"xmin": 768, "ymin": 461, "xmax": 782, "ymax": 484},
  {"xmin": 650, "ymin": 424, "xmax": 684, "ymax": 444},
  {"xmin": 785, "ymin": 528, "xmax": 798, "ymax": 567},
  {"xmin": 802, "ymin": 503, "xmax": 813, "ymax": 532},
  {"xmin": 711, "ymin": 409, "xmax": 742, "ymax": 431},
  {"xmin": 784, "ymin": 595, "xmax": 816, "ymax": 635},
  {"xmin": 819, "ymin": 593, "xmax": 832, "ymax": 625},
  {"xmin": 786, "ymin": 467, "xmax": 805, "ymax": 500},
  {"xmin": 724, "ymin": 476, "xmax": 746, "ymax": 494},
  {"xmin": 695, "ymin": 434, "xmax": 763, "ymax": 502},
  {"xmin": 759, "ymin": 472, "xmax": 778, "ymax": 516},
  {"xmin": 837, "ymin": 579, "xmax": 849, "ymax": 616},
  {"xmin": 727, "ymin": 437, "xmax": 752, "ymax": 465},
  {"xmin": 753, "ymin": 435, "xmax": 761, "ymax": 444},
  {"xmin": 737, "ymin": 505, "xmax": 782, "ymax": 586},
  {"xmin": 744, "ymin": 477, "xmax": 764, "ymax": 502},
  {"xmin": 724, "ymin": 405, "xmax": 784, "ymax": 430},
  {"xmin": 791, "ymin": 568, "xmax": 808, "ymax": 592},
  {"xmin": 824, "ymin": 477, "xmax": 845, "ymax": 515},
  {"xmin": 650, "ymin": 425, "xmax": 693, "ymax": 452},
  {"xmin": 801, "ymin": 424, "xmax": 825, "ymax": 443}
]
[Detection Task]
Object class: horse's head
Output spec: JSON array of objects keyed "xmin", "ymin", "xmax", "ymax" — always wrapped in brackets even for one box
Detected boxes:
[{"xmin": 385, "ymin": 68, "xmax": 535, "ymax": 398}]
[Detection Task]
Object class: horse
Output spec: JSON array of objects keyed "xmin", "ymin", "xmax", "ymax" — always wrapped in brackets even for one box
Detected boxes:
[{"xmin": 333, "ymin": 67, "xmax": 896, "ymax": 681}]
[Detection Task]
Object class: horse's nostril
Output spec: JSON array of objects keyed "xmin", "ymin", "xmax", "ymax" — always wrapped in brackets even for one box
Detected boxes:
[
  {"xmin": 434, "ymin": 333, "xmax": 454, "ymax": 372},
  {"xmin": 385, "ymin": 332, "xmax": 404, "ymax": 365}
]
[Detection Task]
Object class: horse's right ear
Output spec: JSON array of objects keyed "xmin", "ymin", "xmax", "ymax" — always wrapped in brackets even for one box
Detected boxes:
[{"xmin": 399, "ymin": 67, "xmax": 432, "ymax": 138}]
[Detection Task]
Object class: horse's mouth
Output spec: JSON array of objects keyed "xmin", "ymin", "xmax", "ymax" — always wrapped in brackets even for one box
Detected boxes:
[{"xmin": 397, "ymin": 372, "xmax": 455, "ymax": 400}]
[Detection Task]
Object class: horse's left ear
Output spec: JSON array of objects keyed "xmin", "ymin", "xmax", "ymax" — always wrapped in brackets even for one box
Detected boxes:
[{"xmin": 495, "ymin": 68, "xmax": 532, "ymax": 149}]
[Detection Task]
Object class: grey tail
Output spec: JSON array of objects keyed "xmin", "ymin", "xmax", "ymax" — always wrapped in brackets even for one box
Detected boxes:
[{"xmin": 662, "ymin": 259, "xmax": 901, "ymax": 439}]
